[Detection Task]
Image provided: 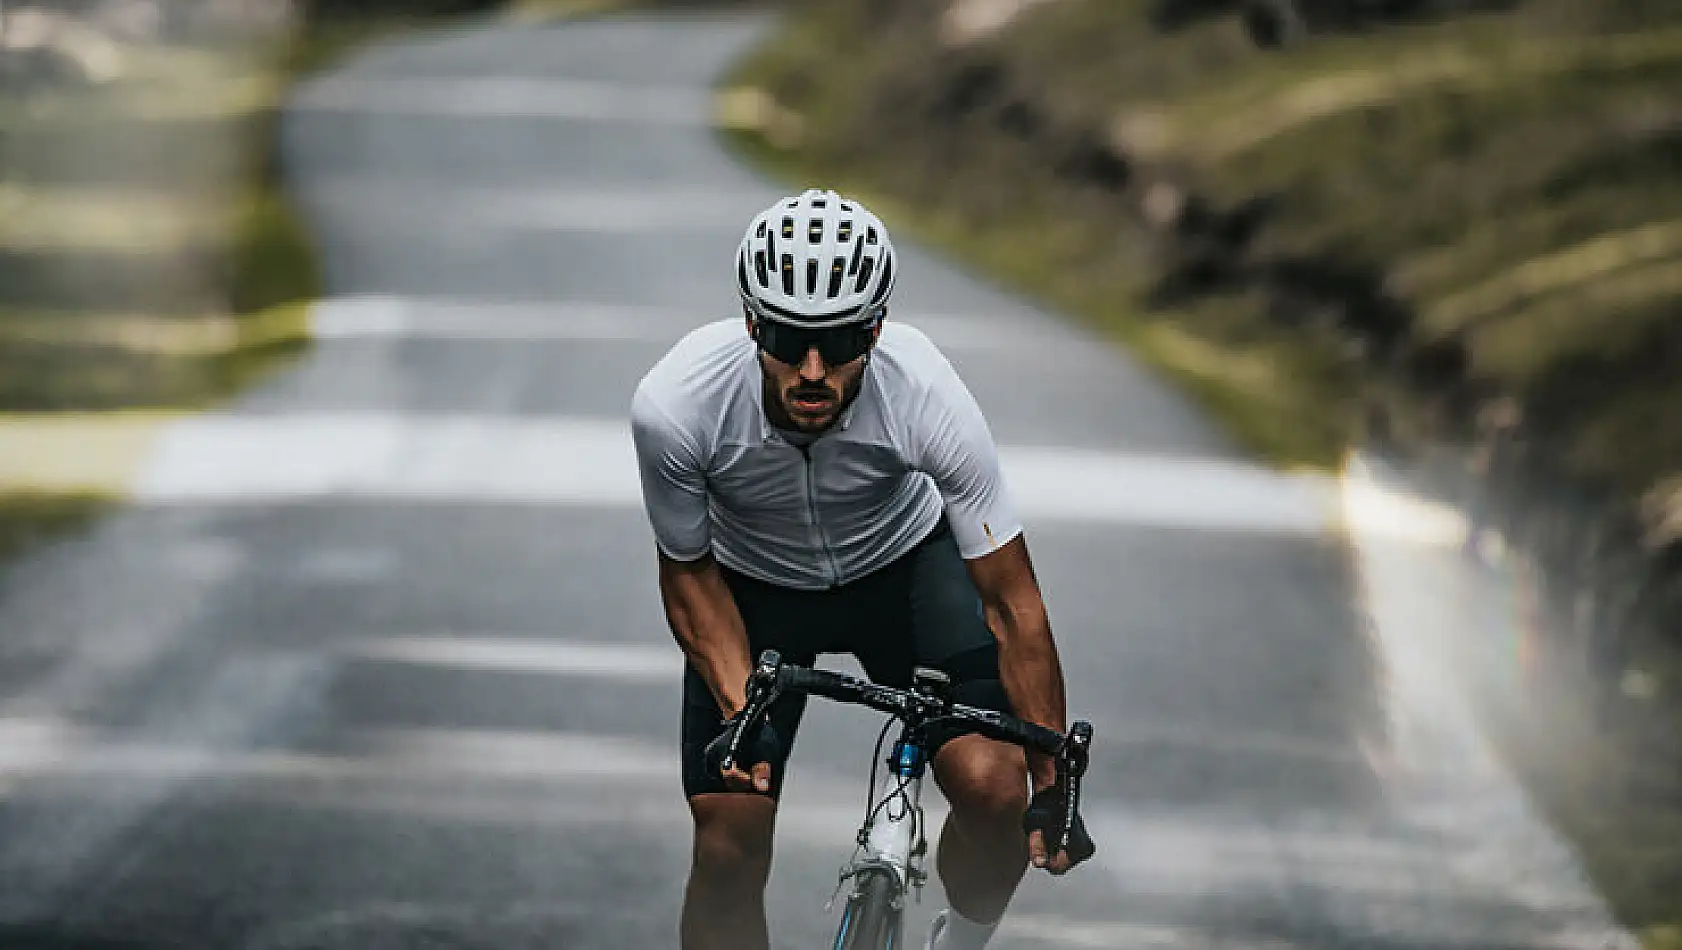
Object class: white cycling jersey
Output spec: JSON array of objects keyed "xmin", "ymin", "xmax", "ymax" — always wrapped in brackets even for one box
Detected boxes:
[{"xmin": 630, "ymin": 318, "xmax": 1022, "ymax": 590}]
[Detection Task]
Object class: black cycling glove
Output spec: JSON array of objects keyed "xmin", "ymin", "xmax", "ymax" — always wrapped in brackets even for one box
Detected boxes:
[
  {"xmin": 1022, "ymin": 786, "xmax": 1097, "ymax": 866},
  {"xmin": 702, "ymin": 713, "xmax": 785, "ymax": 792}
]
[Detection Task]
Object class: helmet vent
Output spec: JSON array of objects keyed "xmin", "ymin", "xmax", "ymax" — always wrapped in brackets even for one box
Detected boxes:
[
  {"xmin": 738, "ymin": 193, "xmax": 895, "ymax": 322},
  {"xmin": 828, "ymin": 258, "xmax": 845, "ymax": 298}
]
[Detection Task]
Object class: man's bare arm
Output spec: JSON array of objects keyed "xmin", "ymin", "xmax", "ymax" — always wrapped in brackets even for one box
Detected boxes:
[
  {"xmin": 658, "ymin": 550, "xmax": 754, "ymax": 719},
  {"xmin": 965, "ymin": 534, "xmax": 1067, "ymax": 792}
]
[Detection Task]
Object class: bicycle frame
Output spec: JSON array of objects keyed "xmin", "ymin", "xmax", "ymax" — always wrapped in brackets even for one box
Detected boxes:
[
  {"xmin": 852, "ymin": 730, "xmax": 930, "ymax": 893},
  {"xmin": 831, "ymin": 724, "xmax": 930, "ymax": 950},
  {"xmin": 720, "ymin": 649, "xmax": 1094, "ymax": 950}
]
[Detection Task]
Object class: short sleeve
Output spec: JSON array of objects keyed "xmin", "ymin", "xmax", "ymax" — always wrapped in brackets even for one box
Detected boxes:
[
  {"xmin": 630, "ymin": 387, "xmax": 711, "ymax": 561},
  {"xmin": 910, "ymin": 354, "xmax": 1023, "ymax": 559}
]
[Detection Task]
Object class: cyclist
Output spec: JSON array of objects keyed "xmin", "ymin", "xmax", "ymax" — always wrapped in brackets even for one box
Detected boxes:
[{"xmin": 630, "ymin": 189, "xmax": 1095, "ymax": 950}]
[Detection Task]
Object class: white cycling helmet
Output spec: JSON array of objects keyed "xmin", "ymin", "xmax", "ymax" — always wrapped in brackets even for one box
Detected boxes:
[{"xmin": 736, "ymin": 189, "xmax": 897, "ymax": 328}]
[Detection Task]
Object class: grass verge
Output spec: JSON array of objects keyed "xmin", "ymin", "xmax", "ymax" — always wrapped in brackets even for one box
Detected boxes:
[{"xmin": 0, "ymin": 494, "xmax": 113, "ymax": 564}]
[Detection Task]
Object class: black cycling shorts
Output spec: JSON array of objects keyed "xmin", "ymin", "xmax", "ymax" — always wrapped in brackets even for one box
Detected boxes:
[{"xmin": 681, "ymin": 518, "xmax": 1013, "ymax": 799}]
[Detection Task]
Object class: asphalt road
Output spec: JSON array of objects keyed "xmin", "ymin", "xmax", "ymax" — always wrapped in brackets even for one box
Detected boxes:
[{"xmin": 0, "ymin": 10, "xmax": 1638, "ymax": 950}]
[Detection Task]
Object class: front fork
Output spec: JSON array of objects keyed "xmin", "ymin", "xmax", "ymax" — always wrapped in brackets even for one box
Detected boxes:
[{"xmin": 835, "ymin": 734, "xmax": 929, "ymax": 910}]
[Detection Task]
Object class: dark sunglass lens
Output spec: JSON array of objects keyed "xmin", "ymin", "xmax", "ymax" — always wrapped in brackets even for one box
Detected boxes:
[
  {"xmin": 758, "ymin": 321, "xmax": 871, "ymax": 365},
  {"xmin": 818, "ymin": 328, "xmax": 870, "ymax": 365},
  {"xmin": 758, "ymin": 322, "xmax": 808, "ymax": 365}
]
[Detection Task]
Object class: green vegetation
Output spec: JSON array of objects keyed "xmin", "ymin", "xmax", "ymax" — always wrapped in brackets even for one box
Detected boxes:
[
  {"xmin": 720, "ymin": 6, "xmax": 1362, "ymax": 466},
  {"xmin": 0, "ymin": 30, "xmax": 321, "ymax": 398},
  {"xmin": 723, "ymin": 0, "xmax": 1682, "ymax": 939},
  {"xmin": 0, "ymin": 494, "xmax": 111, "ymax": 563},
  {"xmin": 0, "ymin": 23, "xmax": 319, "ymax": 558}
]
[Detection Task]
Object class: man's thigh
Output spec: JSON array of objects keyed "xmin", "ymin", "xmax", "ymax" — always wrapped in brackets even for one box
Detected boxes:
[
  {"xmin": 679, "ymin": 567, "xmax": 833, "ymax": 800},
  {"xmin": 849, "ymin": 525, "xmax": 1014, "ymax": 750}
]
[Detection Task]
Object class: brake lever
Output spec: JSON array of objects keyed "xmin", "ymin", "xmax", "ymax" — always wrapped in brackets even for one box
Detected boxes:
[
  {"xmin": 1055, "ymin": 721, "xmax": 1094, "ymax": 856},
  {"xmin": 722, "ymin": 649, "xmax": 783, "ymax": 773}
]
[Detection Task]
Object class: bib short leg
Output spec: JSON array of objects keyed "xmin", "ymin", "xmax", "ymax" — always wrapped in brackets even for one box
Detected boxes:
[{"xmin": 679, "ymin": 519, "xmax": 1014, "ymax": 799}]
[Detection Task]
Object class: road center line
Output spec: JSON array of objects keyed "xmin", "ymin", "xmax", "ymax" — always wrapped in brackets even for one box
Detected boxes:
[
  {"xmin": 128, "ymin": 411, "xmax": 1347, "ymax": 536},
  {"xmin": 291, "ymin": 75, "xmax": 714, "ymax": 125},
  {"xmin": 343, "ymin": 637, "xmax": 680, "ymax": 680},
  {"xmin": 307, "ymin": 294, "xmax": 1085, "ymax": 353}
]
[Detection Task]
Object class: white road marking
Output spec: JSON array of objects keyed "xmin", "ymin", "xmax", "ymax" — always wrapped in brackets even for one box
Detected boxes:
[
  {"xmin": 302, "ymin": 181, "xmax": 764, "ymax": 233},
  {"xmin": 132, "ymin": 414, "xmax": 638, "ymax": 507},
  {"xmin": 310, "ymin": 295, "xmax": 699, "ymax": 343},
  {"xmin": 297, "ymin": 545, "xmax": 401, "ymax": 584},
  {"xmin": 344, "ymin": 636, "xmax": 680, "ymax": 680},
  {"xmin": 0, "ymin": 720, "xmax": 673, "ymax": 784},
  {"xmin": 130, "ymin": 411, "xmax": 1346, "ymax": 536},
  {"xmin": 308, "ymin": 293, "xmax": 1082, "ymax": 353},
  {"xmin": 0, "ymin": 717, "xmax": 879, "ymax": 847},
  {"xmin": 1006, "ymin": 446, "xmax": 1333, "ymax": 535},
  {"xmin": 343, "ymin": 635, "xmax": 1364, "ymax": 758},
  {"xmin": 0, "ymin": 717, "xmax": 84, "ymax": 791},
  {"xmin": 291, "ymin": 75, "xmax": 714, "ymax": 125},
  {"xmin": 998, "ymin": 915, "xmax": 1300, "ymax": 949}
]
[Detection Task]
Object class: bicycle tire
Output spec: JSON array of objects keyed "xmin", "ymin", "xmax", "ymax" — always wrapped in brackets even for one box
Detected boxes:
[{"xmin": 832, "ymin": 868, "xmax": 903, "ymax": 950}]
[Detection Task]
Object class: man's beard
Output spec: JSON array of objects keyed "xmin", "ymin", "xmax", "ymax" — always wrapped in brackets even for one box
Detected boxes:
[{"xmin": 764, "ymin": 371, "xmax": 863, "ymax": 434}]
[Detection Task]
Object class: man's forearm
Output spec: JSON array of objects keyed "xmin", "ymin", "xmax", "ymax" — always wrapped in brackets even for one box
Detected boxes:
[
  {"xmin": 659, "ymin": 557, "xmax": 754, "ymax": 717},
  {"xmin": 986, "ymin": 595, "xmax": 1068, "ymax": 790}
]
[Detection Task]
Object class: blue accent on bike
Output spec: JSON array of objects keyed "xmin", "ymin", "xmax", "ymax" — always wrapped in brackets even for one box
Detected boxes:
[
  {"xmin": 891, "ymin": 739, "xmax": 924, "ymax": 778},
  {"xmin": 834, "ymin": 904, "xmax": 852, "ymax": 950}
]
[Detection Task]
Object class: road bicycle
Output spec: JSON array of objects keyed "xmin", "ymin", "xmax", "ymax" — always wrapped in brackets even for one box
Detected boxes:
[{"xmin": 718, "ymin": 649, "xmax": 1095, "ymax": 950}]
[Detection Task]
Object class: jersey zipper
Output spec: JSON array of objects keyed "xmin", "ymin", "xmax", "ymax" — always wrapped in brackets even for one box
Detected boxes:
[{"xmin": 798, "ymin": 444, "xmax": 842, "ymax": 587}]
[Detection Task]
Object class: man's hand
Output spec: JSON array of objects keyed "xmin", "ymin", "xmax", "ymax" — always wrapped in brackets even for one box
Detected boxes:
[
  {"xmin": 1022, "ymin": 786, "xmax": 1096, "ymax": 875},
  {"xmin": 701, "ymin": 715, "xmax": 784, "ymax": 795}
]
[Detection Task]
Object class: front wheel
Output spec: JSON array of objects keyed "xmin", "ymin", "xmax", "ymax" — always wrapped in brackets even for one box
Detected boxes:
[{"xmin": 833, "ymin": 868, "xmax": 903, "ymax": 950}]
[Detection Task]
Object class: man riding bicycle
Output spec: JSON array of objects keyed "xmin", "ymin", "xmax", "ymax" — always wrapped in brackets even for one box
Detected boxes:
[{"xmin": 630, "ymin": 189, "xmax": 1095, "ymax": 950}]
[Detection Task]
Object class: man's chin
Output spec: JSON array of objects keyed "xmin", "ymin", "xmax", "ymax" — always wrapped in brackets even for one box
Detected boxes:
[{"xmin": 785, "ymin": 404, "xmax": 837, "ymax": 432}]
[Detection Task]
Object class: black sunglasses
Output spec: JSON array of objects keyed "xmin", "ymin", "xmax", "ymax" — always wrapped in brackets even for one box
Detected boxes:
[{"xmin": 753, "ymin": 317, "xmax": 879, "ymax": 367}]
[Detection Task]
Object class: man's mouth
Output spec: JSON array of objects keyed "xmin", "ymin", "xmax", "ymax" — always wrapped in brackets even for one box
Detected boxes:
[{"xmin": 788, "ymin": 390, "xmax": 835, "ymax": 414}]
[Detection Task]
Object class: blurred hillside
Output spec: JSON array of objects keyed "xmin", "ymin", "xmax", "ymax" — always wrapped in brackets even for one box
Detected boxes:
[
  {"xmin": 729, "ymin": 0, "xmax": 1682, "ymax": 651},
  {"xmin": 0, "ymin": 0, "xmax": 313, "ymax": 412},
  {"xmin": 0, "ymin": 0, "xmax": 773, "ymax": 561},
  {"xmin": 0, "ymin": 0, "xmax": 316, "ymax": 554},
  {"xmin": 726, "ymin": 0, "xmax": 1682, "ymax": 937}
]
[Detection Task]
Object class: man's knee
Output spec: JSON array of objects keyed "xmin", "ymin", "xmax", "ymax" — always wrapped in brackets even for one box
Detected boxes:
[
  {"xmin": 936, "ymin": 737, "xmax": 1029, "ymax": 831},
  {"xmin": 689, "ymin": 793, "xmax": 777, "ymax": 888}
]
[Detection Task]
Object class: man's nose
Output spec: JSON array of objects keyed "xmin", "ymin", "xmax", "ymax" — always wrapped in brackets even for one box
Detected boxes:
[{"xmin": 798, "ymin": 347, "xmax": 827, "ymax": 381}]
